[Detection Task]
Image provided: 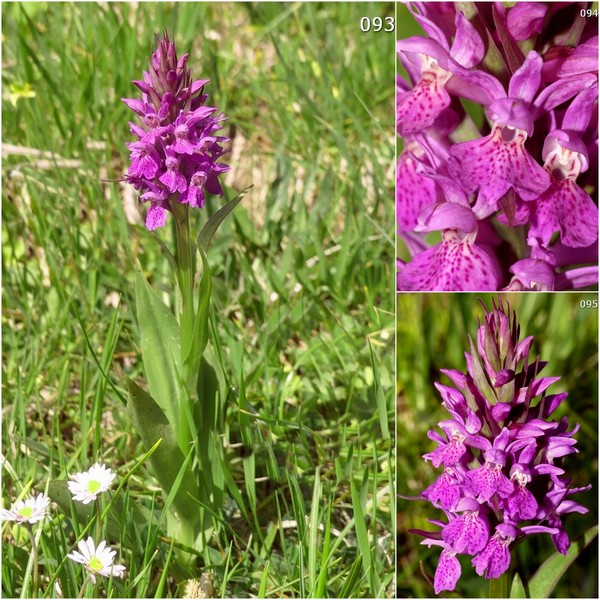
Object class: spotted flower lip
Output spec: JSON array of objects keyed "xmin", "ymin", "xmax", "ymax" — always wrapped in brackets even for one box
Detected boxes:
[
  {"xmin": 397, "ymin": 4, "xmax": 598, "ymax": 291},
  {"xmin": 410, "ymin": 299, "xmax": 590, "ymax": 594}
]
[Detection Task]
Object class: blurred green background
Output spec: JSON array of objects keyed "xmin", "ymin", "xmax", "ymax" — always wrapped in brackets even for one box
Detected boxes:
[{"xmin": 397, "ymin": 293, "xmax": 598, "ymax": 598}]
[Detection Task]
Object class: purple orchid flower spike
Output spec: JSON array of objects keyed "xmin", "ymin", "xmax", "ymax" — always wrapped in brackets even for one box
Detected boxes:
[
  {"xmin": 123, "ymin": 32, "xmax": 230, "ymax": 230},
  {"xmin": 410, "ymin": 298, "xmax": 589, "ymax": 594}
]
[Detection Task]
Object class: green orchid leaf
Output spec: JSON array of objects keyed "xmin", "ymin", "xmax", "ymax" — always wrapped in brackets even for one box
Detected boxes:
[
  {"xmin": 510, "ymin": 571, "xmax": 527, "ymax": 598},
  {"xmin": 127, "ymin": 378, "xmax": 201, "ymax": 527},
  {"xmin": 196, "ymin": 188, "xmax": 248, "ymax": 253},
  {"xmin": 194, "ymin": 350, "xmax": 226, "ymax": 512},
  {"xmin": 527, "ymin": 525, "xmax": 598, "ymax": 598},
  {"xmin": 135, "ymin": 265, "xmax": 185, "ymax": 434}
]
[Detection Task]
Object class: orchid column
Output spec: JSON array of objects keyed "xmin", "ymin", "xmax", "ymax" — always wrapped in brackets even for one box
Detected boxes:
[{"xmin": 122, "ymin": 33, "xmax": 238, "ymax": 551}]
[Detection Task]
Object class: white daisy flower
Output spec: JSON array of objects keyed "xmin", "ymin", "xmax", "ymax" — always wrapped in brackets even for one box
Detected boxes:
[
  {"xmin": 67, "ymin": 537, "xmax": 126, "ymax": 583},
  {"xmin": 67, "ymin": 463, "xmax": 116, "ymax": 504},
  {"xmin": 0, "ymin": 493, "xmax": 50, "ymax": 524}
]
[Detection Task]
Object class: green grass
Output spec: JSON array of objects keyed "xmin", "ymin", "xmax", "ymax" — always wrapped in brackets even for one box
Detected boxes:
[
  {"xmin": 2, "ymin": 2, "xmax": 395, "ymax": 598},
  {"xmin": 397, "ymin": 293, "xmax": 598, "ymax": 599}
]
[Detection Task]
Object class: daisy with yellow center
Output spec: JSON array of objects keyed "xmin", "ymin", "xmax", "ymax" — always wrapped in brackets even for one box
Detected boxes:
[
  {"xmin": 0, "ymin": 493, "xmax": 50, "ymax": 524},
  {"xmin": 67, "ymin": 537, "xmax": 126, "ymax": 583},
  {"xmin": 67, "ymin": 463, "xmax": 116, "ymax": 505}
]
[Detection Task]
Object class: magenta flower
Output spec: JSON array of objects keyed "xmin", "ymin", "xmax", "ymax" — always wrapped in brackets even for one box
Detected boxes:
[
  {"xmin": 397, "ymin": 4, "xmax": 598, "ymax": 290},
  {"xmin": 410, "ymin": 299, "xmax": 590, "ymax": 594},
  {"xmin": 123, "ymin": 33, "xmax": 230, "ymax": 230}
]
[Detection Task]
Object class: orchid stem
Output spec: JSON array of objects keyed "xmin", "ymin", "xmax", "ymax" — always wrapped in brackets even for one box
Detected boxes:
[{"xmin": 173, "ymin": 198, "xmax": 196, "ymax": 444}]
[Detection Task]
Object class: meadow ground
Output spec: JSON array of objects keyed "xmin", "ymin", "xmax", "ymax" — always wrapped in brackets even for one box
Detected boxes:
[{"xmin": 2, "ymin": 2, "xmax": 395, "ymax": 597}]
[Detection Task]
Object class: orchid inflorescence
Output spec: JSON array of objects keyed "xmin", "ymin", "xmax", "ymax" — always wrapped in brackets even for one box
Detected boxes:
[
  {"xmin": 397, "ymin": 2, "xmax": 598, "ymax": 291},
  {"xmin": 411, "ymin": 299, "xmax": 589, "ymax": 594},
  {"xmin": 123, "ymin": 32, "xmax": 230, "ymax": 230}
]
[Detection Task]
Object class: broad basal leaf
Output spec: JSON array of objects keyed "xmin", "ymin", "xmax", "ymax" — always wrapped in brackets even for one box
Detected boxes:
[
  {"xmin": 135, "ymin": 265, "xmax": 185, "ymax": 434},
  {"xmin": 127, "ymin": 378, "xmax": 201, "ymax": 527}
]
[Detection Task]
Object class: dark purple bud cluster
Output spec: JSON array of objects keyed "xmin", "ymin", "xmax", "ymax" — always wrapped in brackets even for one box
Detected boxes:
[
  {"xmin": 413, "ymin": 299, "xmax": 589, "ymax": 594},
  {"xmin": 397, "ymin": 2, "xmax": 598, "ymax": 290},
  {"xmin": 123, "ymin": 33, "xmax": 230, "ymax": 230}
]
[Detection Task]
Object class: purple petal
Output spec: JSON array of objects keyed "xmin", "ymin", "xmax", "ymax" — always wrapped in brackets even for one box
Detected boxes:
[
  {"xmin": 434, "ymin": 550, "xmax": 461, "ymax": 594},
  {"xmin": 423, "ymin": 471, "xmax": 461, "ymax": 510},
  {"xmin": 491, "ymin": 402, "xmax": 512, "ymax": 422},
  {"xmin": 397, "ymin": 230, "xmax": 500, "ymax": 291},
  {"xmin": 563, "ymin": 85, "xmax": 598, "ymax": 135},
  {"xmin": 423, "ymin": 438, "xmax": 466, "ymax": 468},
  {"xmin": 506, "ymin": 486, "xmax": 538, "ymax": 520},
  {"xmin": 448, "ymin": 126, "xmax": 550, "ymax": 216},
  {"xmin": 508, "ymin": 51, "xmax": 543, "ymax": 104},
  {"xmin": 396, "ymin": 146, "xmax": 439, "ymax": 232},
  {"xmin": 444, "ymin": 61, "xmax": 506, "ymax": 106},
  {"xmin": 555, "ymin": 266, "xmax": 599, "ymax": 290},
  {"xmin": 533, "ymin": 73, "xmax": 597, "ymax": 120},
  {"xmin": 507, "ymin": 3, "xmax": 547, "ymax": 41},
  {"xmin": 145, "ymin": 205, "xmax": 167, "ymax": 230},
  {"xmin": 442, "ymin": 512, "xmax": 489, "ymax": 555},
  {"xmin": 508, "ymin": 258, "xmax": 555, "ymax": 291},
  {"xmin": 397, "ymin": 72, "xmax": 452, "ymax": 137},
  {"xmin": 450, "ymin": 12, "xmax": 484, "ymax": 68},
  {"xmin": 467, "ymin": 464, "xmax": 513, "ymax": 502},
  {"xmin": 542, "ymin": 393, "xmax": 569, "ymax": 418},
  {"xmin": 557, "ymin": 36, "xmax": 599, "ymax": 78},
  {"xmin": 530, "ymin": 179, "xmax": 598, "ymax": 248},
  {"xmin": 414, "ymin": 202, "xmax": 478, "ymax": 234},
  {"xmin": 487, "ymin": 98, "xmax": 534, "ymax": 136},
  {"xmin": 405, "ymin": 4, "xmax": 451, "ymax": 49},
  {"xmin": 159, "ymin": 169, "xmax": 187, "ymax": 193},
  {"xmin": 472, "ymin": 535, "xmax": 511, "ymax": 579}
]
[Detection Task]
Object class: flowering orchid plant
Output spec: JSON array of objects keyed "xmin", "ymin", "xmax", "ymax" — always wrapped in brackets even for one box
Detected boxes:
[
  {"xmin": 410, "ymin": 298, "xmax": 593, "ymax": 596},
  {"xmin": 397, "ymin": 2, "xmax": 598, "ymax": 291},
  {"xmin": 122, "ymin": 33, "xmax": 243, "ymax": 552}
]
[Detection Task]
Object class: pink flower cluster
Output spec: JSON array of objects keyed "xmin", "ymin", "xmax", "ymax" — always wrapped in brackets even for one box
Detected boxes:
[{"xmin": 397, "ymin": 3, "xmax": 598, "ymax": 290}]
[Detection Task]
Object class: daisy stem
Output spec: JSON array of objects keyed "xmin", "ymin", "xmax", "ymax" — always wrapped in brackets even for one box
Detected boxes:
[
  {"xmin": 95, "ymin": 497, "xmax": 102, "ymax": 539},
  {"xmin": 25, "ymin": 526, "xmax": 39, "ymax": 598},
  {"xmin": 489, "ymin": 571, "xmax": 509, "ymax": 598},
  {"xmin": 77, "ymin": 574, "xmax": 94, "ymax": 599}
]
